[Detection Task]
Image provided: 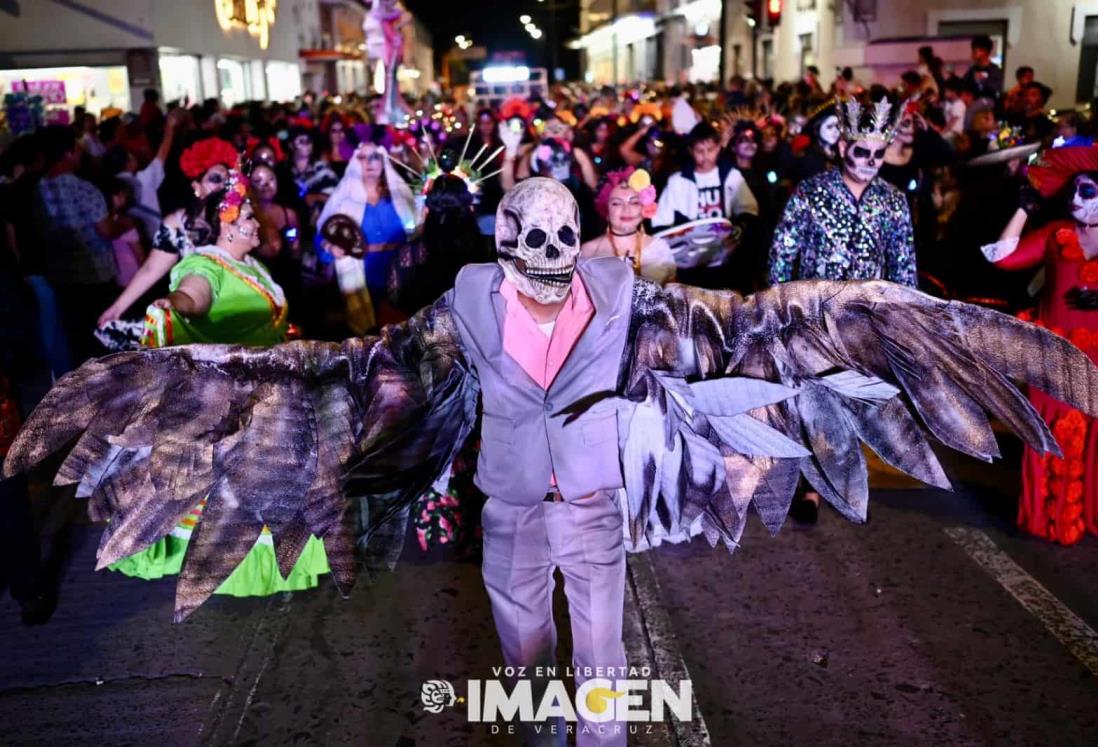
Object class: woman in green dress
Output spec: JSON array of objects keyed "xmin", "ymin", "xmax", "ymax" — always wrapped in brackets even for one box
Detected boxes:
[{"xmin": 112, "ymin": 173, "xmax": 331, "ymax": 596}]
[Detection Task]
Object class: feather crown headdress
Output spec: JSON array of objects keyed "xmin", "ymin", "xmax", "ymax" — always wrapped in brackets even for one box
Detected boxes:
[{"xmin": 838, "ymin": 97, "xmax": 907, "ymax": 143}]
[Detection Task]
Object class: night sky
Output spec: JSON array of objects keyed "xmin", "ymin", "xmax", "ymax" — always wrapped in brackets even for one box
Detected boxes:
[{"xmin": 404, "ymin": 0, "xmax": 580, "ymax": 77}]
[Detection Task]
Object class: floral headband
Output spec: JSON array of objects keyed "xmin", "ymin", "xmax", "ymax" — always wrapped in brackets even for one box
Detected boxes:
[
  {"xmin": 595, "ymin": 167, "xmax": 658, "ymax": 219},
  {"xmin": 218, "ymin": 169, "xmax": 250, "ymax": 224}
]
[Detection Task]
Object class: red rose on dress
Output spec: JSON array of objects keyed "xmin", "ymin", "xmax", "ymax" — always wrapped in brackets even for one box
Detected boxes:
[{"xmin": 1079, "ymin": 260, "xmax": 1098, "ymax": 285}]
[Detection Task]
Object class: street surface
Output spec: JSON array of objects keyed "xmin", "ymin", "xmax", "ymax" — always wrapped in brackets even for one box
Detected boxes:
[{"xmin": 2, "ymin": 441, "xmax": 1097, "ymax": 746}]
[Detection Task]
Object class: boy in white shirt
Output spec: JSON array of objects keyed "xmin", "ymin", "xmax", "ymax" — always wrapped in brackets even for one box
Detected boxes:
[{"xmin": 651, "ymin": 122, "xmax": 758, "ymax": 229}]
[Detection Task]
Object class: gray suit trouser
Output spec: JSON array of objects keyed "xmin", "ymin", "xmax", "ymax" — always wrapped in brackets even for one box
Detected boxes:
[{"xmin": 481, "ymin": 490, "xmax": 628, "ymax": 747}]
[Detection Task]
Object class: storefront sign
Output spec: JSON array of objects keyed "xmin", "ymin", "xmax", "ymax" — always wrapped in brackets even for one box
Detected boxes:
[
  {"xmin": 10, "ymin": 79, "xmax": 67, "ymax": 104},
  {"xmin": 214, "ymin": 0, "xmax": 277, "ymax": 50}
]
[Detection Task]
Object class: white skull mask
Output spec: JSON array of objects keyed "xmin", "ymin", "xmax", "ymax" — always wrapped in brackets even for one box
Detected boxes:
[
  {"xmin": 1071, "ymin": 175, "xmax": 1098, "ymax": 225},
  {"xmin": 496, "ymin": 178, "xmax": 581, "ymax": 304},
  {"xmin": 842, "ymin": 138, "xmax": 887, "ymax": 185}
]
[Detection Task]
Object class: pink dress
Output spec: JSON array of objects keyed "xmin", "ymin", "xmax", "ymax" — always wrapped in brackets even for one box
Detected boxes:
[
  {"xmin": 995, "ymin": 220, "xmax": 1098, "ymax": 544},
  {"xmin": 112, "ymin": 227, "xmax": 143, "ymax": 287}
]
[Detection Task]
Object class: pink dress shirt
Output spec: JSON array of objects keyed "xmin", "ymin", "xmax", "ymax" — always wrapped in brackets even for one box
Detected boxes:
[
  {"xmin": 499, "ymin": 273, "xmax": 594, "ymax": 390},
  {"xmin": 500, "ymin": 273, "xmax": 595, "ymax": 490}
]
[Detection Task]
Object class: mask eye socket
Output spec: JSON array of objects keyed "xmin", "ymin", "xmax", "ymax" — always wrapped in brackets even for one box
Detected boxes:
[
  {"xmin": 525, "ymin": 228, "xmax": 547, "ymax": 248},
  {"xmin": 852, "ymin": 146, "xmax": 870, "ymax": 159},
  {"xmin": 1078, "ymin": 183, "xmax": 1098, "ymax": 200},
  {"xmin": 557, "ymin": 226, "xmax": 576, "ymax": 245},
  {"xmin": 873, "ymin": 148, "xmax": 887, "ymax": 160}
]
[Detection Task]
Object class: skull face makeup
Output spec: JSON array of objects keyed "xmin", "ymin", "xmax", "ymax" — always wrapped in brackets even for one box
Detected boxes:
[
  {"xmin": 533, "ymin": 138, "xmax": 574, "ymax": 182},
  {"xmin": 496, "ymin": 177, "xmax": 581, "ymax": 304},
  {"xmin": 841, "ymin": 138, "xmax": 887, "ymax": 185},
  {"xmin": 1071, "ymin": 174, "xmax": 1098, "ymax": 225}
]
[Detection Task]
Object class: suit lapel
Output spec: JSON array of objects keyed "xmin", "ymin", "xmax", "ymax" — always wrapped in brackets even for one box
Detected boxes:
[{"xmin": 549, "ymin": 263, "xmax": 625, "ymax": 394}]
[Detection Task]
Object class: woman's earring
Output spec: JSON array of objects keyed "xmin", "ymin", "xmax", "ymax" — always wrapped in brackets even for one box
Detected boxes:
[{"xmin": 227, "ymin": 231, "xmax": 235, "ymax": 242}]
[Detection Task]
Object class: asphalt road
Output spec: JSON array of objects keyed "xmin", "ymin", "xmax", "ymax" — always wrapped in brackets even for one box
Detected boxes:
[{"xmin": 1, "ymin": 446, "xmax": 1096, "ymax": 746}]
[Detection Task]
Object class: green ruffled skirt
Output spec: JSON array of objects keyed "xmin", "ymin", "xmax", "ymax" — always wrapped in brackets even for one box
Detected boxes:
[{"xmin": 108, "ymin": 499, "xmax": 331, "ymax": 597}]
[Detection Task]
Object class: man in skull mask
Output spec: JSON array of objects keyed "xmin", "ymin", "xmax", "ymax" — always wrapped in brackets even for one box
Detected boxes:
[
  {"xmin": 449, "ymin": 177, "xmax": 634, "ymax": 745},
  {"xmin": 769, "ymin": 97, "xmax": 917, "ymax": 524},
  {"xmin": 769, "ymin": 97, "xmax": 916, "ymax": 287}
]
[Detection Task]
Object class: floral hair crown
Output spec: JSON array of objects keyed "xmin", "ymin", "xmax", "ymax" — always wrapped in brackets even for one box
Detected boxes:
[
  {"xmin": 218, "ymin": 169, "xmax": 250, "ymax": 224},
  {"xmin": 595, "ymin": 167, "xmax": 658, "ymax": 219}
]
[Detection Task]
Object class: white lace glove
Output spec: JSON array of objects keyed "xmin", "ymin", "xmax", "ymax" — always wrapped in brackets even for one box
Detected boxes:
[
  {"xmin": 499, "ymin": 121, "xmax": 523, "ymax": 158},
  {"xmin": 980, "ymin": 236, "xmax": 1020, "ymax": 263}
]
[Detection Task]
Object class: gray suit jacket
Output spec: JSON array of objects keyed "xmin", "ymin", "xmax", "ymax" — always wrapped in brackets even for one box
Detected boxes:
[{"xmin": 447, "ymin": 257, "xmax": 633, "ymax": 505}]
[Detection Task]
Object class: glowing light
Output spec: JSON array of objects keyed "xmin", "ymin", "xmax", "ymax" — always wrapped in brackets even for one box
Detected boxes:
[
  {"xmin": 481, "ymin": 65, "xmax": 530, "ymax": 83},
  {"xmin": 519, "ymin": 14, "xmax": 531, "ymax": 24},
  {"xmin": 525, "ymin": 22, "xmax": 536, "ymax": 32},
  {"xmin": 214, "ymin": 0, "xmax": 278, "ymax": 50},
  {"xmin": 530, "ymin": 28, "xmax": 543, "ymax": 39}
]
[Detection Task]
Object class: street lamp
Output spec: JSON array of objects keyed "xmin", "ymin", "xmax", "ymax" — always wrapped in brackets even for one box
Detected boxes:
[
  {"xmin": 531, "ymin": 28, "xmax": 543, "ymax": 39},
  {"xmin": 520, "ymin": 14, "xmax": 531, "ymax": 24}
]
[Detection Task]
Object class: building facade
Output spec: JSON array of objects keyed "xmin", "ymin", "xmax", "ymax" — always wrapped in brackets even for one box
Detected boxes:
[
  {"xmin": 576, "ymin": 0, "xmax": 1098, "ymax": 109},
  {"xmin": 0, "ymin": 0, "xmax": 433, "ymax": 119},
  {"xmin": 0, "ymin": 0, "xmax": 318, "ymax": 116}
]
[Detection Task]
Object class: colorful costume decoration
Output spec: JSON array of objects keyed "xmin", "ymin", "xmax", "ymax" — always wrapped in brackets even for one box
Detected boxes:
[
  {"xmin": 982, "ymin": 146, "xmax": 1098, "ymax": 544},
  {"xmin": 770, "ymin": 97, "xmax": 917, "ymax": 286},
  {"xmin": 4, "ymin": 175, "xmax": 1096, "ymax": 624}
]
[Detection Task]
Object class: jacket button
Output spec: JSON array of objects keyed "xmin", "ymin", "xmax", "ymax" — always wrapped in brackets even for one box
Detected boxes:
[{"xmin": 544, "ymin": 402, "xmax": 553, "ymax": 412}]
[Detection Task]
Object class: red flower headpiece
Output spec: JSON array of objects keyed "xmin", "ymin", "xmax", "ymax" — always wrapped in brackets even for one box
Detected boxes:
[
  {"xmin": 500, "ymin": 96, "xmax": 534, "ymax": 122},
  {"xmin": 180, "ymin": 138, "xmax": 239, "ymax": 179},
  {"xmin": 245, "ymin": 135, "xmax": 285, "ymax": 163},
  {"xmin": 1028, "ymin": 146, "xmax": 1098, "ymax": 197}
]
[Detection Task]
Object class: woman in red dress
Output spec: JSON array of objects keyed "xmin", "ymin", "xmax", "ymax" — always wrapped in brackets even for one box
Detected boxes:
[{"xmin": 984, "ymin": 146, "xmax": 1098, "ymax": 544}]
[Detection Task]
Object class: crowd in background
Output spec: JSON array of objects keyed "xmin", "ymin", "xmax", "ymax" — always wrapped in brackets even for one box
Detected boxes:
[{"xmin": 2, "ymin": 31, "xmax": 1097, "ymax": 622}]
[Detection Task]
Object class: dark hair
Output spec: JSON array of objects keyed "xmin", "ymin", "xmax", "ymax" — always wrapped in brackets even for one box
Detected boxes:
[
  {"xmin": 943, "ymin": 76, "xmax": 966, "ymax": 94},
  {"xmin": 733, "ymin": 121, "xmax": 760, "ymax": 142},
  {"xmin": 901, "ymin": 70, "xmax": 923, "ymax": 87},
  {"xmin": 1016, "ymin": 65, "xmax": 1034, "ymax": 80},
  {"xmin": 144, "ymin": 88, "xmax": 160, "ymax": 103},
  {"xmin": 103, "ymin": 144, "xmax": 131, "ymax": 175},
  {"xmin": 39, "ymin": 125, "xmax": 77, "ymax": 168},
  {"xmin": 1025, "ymin": 81, "xmax": 1053, "ymax": 104},
  {"xmin": 917, "ymin": 45, "xmax": 935, "ymax": 63},
  {"xmin": 971, "ymin": 35, "xmax": 993, "ymax": 53},
  {"xmin": 841, "ymin": 67, "xmax": 854, "ymax": 81},
  {"xmin": 99, "ymin": 175, "xmax": 133, "ymax": 207},
  {"xmin": 200, "ymin": 187, "xmax": 244, "ymax": 243},
  {"xmin": 425, "ymin": 174, "xmax": 474, "ymax": 216},
  {"xmin": 687, "ymin": 121, "xmax": 719, "ymax": 147}
]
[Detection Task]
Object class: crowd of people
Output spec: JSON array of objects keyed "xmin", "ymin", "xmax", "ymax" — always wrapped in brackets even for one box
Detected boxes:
[{"xmin": 2, "ymin": 34, "xmax": 1098, "ymax": 625}]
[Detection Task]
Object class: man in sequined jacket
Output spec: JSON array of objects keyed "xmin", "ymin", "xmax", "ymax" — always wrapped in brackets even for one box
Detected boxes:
[{"xmin": 768, "ymin": 98, "xmax": 917, "ymax": 287}]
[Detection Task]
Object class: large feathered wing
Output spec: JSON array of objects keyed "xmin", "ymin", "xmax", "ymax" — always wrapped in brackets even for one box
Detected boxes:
[
  {"xmin": 2, "ymin": 296, "xmax": 475, "ymax": 620},
  {"xmin": 617, "ymin": 279, "xmax": 1098, "ymax": 551}
]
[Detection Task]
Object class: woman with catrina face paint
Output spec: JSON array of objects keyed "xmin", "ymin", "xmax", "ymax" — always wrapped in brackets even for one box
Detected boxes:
[
  {"xmin": 982, "ymin": 146, "xmax": 1098, "ymax": 545},
  {"xmin": 793, "ymin": 101, "xmax": 842, "ymax": 184}
]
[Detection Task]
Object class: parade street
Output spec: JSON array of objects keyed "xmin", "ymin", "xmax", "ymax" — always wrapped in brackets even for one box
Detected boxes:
[{"xmin": 2, "ymin": 442, "xmax": 1096, "ymax": 747}]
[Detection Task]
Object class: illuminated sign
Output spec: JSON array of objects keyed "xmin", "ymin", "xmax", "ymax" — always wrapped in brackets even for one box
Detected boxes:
[{"xmin": 215, "ymin": 0, "xmax": 278, "ymax": 50}]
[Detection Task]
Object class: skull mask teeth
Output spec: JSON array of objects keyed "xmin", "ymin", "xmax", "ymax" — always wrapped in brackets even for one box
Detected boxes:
[{"xmin": 495, "ymin": 178, "xmax": 581, "ymax": 304}]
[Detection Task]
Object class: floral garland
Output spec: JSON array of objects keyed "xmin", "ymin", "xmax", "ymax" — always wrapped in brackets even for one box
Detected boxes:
[
  {"xmin": 218, "ymin": 170, "xmax": 250, "ymax": 224},
  {"xmin": 1043, "ymin": 409, "xmax": 1088, "ymax": 545},
  {"xmin": 1016, "ymin": 230, "xmax": 1094, "ymax": 545},
  {"xmin": 1053, "ymin": 227, "xmax": 1098, "ymax": 286}
]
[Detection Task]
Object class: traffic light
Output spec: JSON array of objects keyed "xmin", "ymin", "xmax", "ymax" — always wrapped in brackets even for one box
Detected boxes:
[{"xmin": 767, "ymin": 0, "xmax": 782, "ymax": 26}]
